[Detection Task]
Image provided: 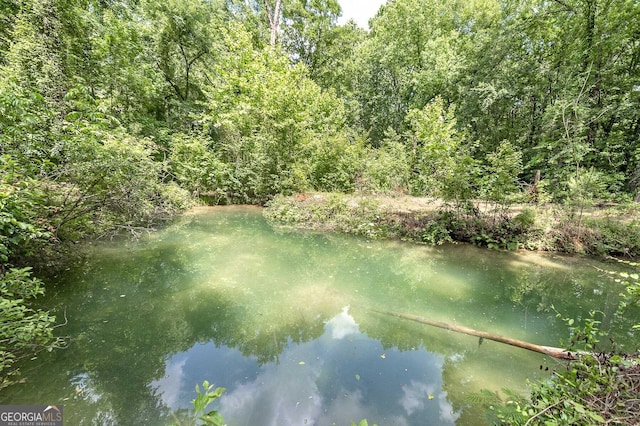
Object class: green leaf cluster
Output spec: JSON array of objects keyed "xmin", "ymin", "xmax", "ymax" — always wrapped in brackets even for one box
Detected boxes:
[
  {"xmin": 493, "ymin": 267, "xmax": 640, "ymax": 425},
  {"xmin": 171, "ymin": 381, "xmax": 226, "ymax": 426},
  {"xmin": 0, "ymin": 268, "xmax": 62, "ymax": 391}
]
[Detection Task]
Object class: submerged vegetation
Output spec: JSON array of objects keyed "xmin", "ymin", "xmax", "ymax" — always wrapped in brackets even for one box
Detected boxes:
[{"xmin": 1, "ymin": 0, "xmax": 639, "ymax": 422}]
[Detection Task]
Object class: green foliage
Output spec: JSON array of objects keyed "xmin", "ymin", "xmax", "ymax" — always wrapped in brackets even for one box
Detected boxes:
[
  {"xmin": 0, "ymin": 0, "xmax": 19, "ymax": 64},
  {"xmin": 146, "ymin": 0, "xmax": 223, "ymax": 108},
  {"xmin": 281, "ymin": 0, "xmax": 341, "ymax": 81},
  {"xmin": 359, "ymin": 136, "xmax": 411, "ymax": 193},
  {"xmin": 354, "ymin": 0, "xmax": 486, "ymax": 144},
  {"xmin": 168, "ymin": 133, "xmax": 233, "ymax": 203},
  {"xmin": 351, "ymin": 420, "xmax": 378, "ymax": 426},
  {"xmin": 459, "ymin": 0, "xmax": 640, "ymax": 199},
  {"xmin": 493, "ymin": 265, "xmax": 640, "ymax": 425},
  {"xmin": 265, "ymin": 193, "xmax": 388, "ymax": 239},
  {"xmin": 513, "ymin": 209, "xmax": 536, "ymax": 230},
  {"xmin": 0, "ymin": 268, "xmax": 62, "ymax": 391},
  {"xmin": 191, "ymin": 381, "xmax": 226, "ymax": 426},
  {"xmin": 494, "ymin": 324, "xmax": 636, "ymax": 424},
  {"xmin": 90, "ymin": 2, "xmax": 164, "ymax": 125},
  {"xmin": 171, "ymin": 381, "xmax": 226, "ymax": 426},
  {"xmin": 586, "ymin": 218, "xmax": 640, "ymax": 258},
  {"xmin": 0, "ymin": 154, "xmax": 60, "ymax": 393},
  {"xmin": 406, "ymin": 97, "xmax": 478, "ymax": 204},
  {"xmin": 421, "ymin": 220, "xmax": 453, "ymax": 246},
  {"xmin": 200, "ymin": 25, "xmax": 355, "ymax": 203},
  {"xmin": 0, "ymin": 156, "xmax": 49, "ymax": 263},
  {"xmin": 50, "ymin": 125, "xmax": 190, "ymax": 239},
  {"xmin": 308, "ymin": 134, "xmax": 365, "ymax": 193},
  {"xmin": 565, "ymin": 168, "xmax": 608, "ymax": 218},
  {"xmin": 466, "ymin": 218, "xmax": 523, "ymax": 251},
  {"xmin": 482, "ymin": 141, "xmax": 523, "ymax": 207},
  {"xmin": 0, "ymin": 0, "xmax": 639, "ymax": 400}
]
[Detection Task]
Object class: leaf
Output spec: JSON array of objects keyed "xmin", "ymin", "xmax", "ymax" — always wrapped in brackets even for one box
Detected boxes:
[
  {"xmin": 298, "ymin": 361, "xmax": 305, "ymax": 365},
  {"xmin": 568, "ymin": 400, "xmax": 586, "ymax": 414},
  {"xmin": 355, "ymin": 374, "xmax": 360, "ymax": 381},
  {"xmin": 587, "ymin": 412, "xmax": 605, "ymax": 423},
  {"xmin": 200, "ymin": 410, "xmax": 225, "ymax": 426}
]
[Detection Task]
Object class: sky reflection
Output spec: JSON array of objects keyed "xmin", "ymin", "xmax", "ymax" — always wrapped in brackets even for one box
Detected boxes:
[{"xmin": 153, "ymin": 307, "xmax": 459, "ymax": 425}]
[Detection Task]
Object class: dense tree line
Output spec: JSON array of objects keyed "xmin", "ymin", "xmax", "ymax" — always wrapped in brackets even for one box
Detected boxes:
[{"xmin": 1, "ymin": 0, "xmax": 638, "ymax": 389}]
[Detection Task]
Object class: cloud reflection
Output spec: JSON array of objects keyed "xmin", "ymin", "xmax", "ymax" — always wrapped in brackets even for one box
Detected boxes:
[
  {"xmin": 221, "ymin": 348, "xmax": 323, "ymax": 425},
  {"xmin": 154, "ymin": 307, "xmax": 458, "ymax": 425},
  {"xmin": 152, "ymin": 357, "xmax": 187, "ymax": 408},
  {"xmin": 326, "ymin": 306, "xmax": 360, "ymax": 339},
  {"xmin": 399, "ymin": 380, "xmax": 459, "ymax": 423}
]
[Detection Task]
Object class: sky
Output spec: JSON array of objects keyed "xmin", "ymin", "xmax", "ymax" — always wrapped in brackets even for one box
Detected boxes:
[{"xmin": 337, "ymin": 0, "xmax": 387, "ymax": 28}]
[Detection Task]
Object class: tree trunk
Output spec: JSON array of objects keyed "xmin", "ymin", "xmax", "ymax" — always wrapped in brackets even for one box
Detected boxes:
[
  {"xmin": 372, "ymin": 309, "xmax": 581, "ymax": 361},
  {"xmin": 264, "ymin": 0, "xmax": 282, "ymax": 46}
]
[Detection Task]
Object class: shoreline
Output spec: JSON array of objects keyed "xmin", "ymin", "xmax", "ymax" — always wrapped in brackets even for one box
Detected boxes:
[{"xmin": 263, "ymin": 193, "xmax": 640, "ymax": 259}]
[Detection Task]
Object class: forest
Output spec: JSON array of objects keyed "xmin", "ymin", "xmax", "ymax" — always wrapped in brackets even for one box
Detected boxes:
[{"xmin": 1, "ymin": 0, "xmax": 639, "ymax": 422}]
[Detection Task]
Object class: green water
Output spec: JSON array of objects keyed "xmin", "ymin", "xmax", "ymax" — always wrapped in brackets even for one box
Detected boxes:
[{"xmin": 2, "ymin": 207, "xmax": 637, "ymax": 425}]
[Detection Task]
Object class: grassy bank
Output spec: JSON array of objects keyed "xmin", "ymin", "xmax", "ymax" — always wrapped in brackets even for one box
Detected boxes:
[{"xmin": 264, "ymin": 193, "xmax": 640, "ymax": 258}]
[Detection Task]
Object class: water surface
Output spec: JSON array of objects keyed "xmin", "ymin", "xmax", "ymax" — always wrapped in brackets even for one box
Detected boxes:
[{"xmin": 2, "ymin": 207, "xmax": 636, "ymax": 425}]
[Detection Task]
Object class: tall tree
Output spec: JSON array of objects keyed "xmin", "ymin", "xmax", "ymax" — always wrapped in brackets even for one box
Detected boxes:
[
  {"xmin": 0, "ymin": 0, "xmax": 19, "ymax": 64},
  {"xmin": 459, "ymin": 0, "xmax": 640, "ymax": 196},
  {"xmin": 146, "ymin": 0, "xmax": 223, "ymax": 108},
  {"xmin": 3, "ymin": 0, "xmax": 85, "ymax": 111},
  {"xmin": 353, "ymin": 0, "xmax": 496, "ymax": 145},
  {"xmin": 190, "ymin": 25, "xmax": 352, "ymax": 202},
  {"xmin": 281, "ymin": 0, "xmax": 340, "ymax": 75},
  {"xmin": 264, "ymin": 0, "xmax": 282, "ymax": 45}
]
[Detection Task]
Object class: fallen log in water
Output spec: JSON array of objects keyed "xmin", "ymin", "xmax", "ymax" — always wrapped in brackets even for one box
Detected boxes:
[{"xmin": 371, "ymin": 309, "xmax": 581, "ymax": 361}]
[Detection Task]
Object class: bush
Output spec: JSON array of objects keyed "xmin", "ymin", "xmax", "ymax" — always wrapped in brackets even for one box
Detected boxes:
[
  {"xmin": 168, "ymin": 133, "xmax": 233, "ymax": 203},
  {"xmin": 421, "ymin": 220, "xmax": 453, "ymax": 245},
  {"xmin": 308, "ymin": 134, "xmax": 365, "ymax": 193},
  {"xmin": 493, "ymin": 264, "xmax": 640, "ymax": 425},
  {"xmin": 481, "ymin": 140, "xmax": 523, "ymax": 208},
  {"xmin": 0, "ymin": 268, "xmax": 62, "ymax": 391},
  {"xmin": 513, "ymin": 208, "xmax": 536, "ymax": 230},
  {"xmin": 358, "ymin": 138, "xmax": 410, "ymax": 193},
  {"xmin": 265, "ymin": 193, "xmax": 388, "ymax": 239}
]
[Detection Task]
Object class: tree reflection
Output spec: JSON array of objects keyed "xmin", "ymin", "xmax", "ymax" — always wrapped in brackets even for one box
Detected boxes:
[{"xmin": 2, "ymin": 208, "xmax": 636, "ymax": 425}]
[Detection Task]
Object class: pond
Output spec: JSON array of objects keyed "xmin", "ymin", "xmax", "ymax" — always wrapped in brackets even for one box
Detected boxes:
[{"xmin": 2, "ymin": 206, "xmax": 637, "ymax": 425}]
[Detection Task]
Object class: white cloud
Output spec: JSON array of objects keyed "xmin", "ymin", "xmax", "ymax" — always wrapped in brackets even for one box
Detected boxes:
[
  {"xmin": 337, "ymin": 0, "xmax": 387, "ymax": 28},
  {"xmin": 400, "ymin": 380, "xmax": 437, "ymax": 416},
  {"xmin": 398, "ymin": 380, "xmax": 460, "ymax": 423},
  {"xmin": 325, "ymin": 306, "xmax": 360, "ymax": 339},
  {"xmin": 220, "ymin": 359, "xmax": 323, "ymax": 426},
  {"xmin": 152, "ymin": 357, "xmax": 188, "ymax": 408}
]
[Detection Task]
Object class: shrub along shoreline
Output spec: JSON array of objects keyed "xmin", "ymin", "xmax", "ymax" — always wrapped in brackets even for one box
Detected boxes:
[{"xmin": 264, "ymin": 192, "xmax": 640, "ymax": 258}]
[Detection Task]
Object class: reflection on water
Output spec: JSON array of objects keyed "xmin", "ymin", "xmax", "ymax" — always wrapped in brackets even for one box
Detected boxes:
[
  {"xmin": 154, "ymin": 307, "xmax": 458, "ymax": 425},
  {"xmin": 1, "ymin": 207, "xmax": 636, "ymax": 425}
]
